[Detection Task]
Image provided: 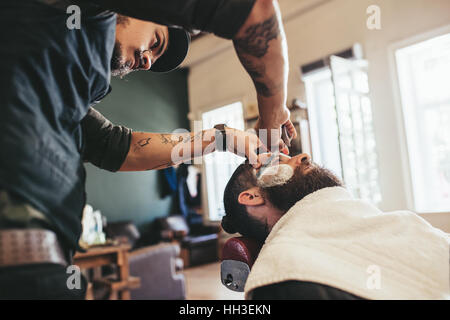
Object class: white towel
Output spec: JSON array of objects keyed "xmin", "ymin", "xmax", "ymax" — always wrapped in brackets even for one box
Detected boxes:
[{"xmin": 245, "ymin": 187, "xmax": 450, "ymax": 299}]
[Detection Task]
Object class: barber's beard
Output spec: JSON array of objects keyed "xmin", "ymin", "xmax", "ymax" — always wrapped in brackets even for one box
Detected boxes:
[
  {"xmin": 111, "ymin": 42, "xmax": 134, "ymax": 78},
  {"xmin": 262, "ymin": 165, "xmax": 343, "ymax": 213}
]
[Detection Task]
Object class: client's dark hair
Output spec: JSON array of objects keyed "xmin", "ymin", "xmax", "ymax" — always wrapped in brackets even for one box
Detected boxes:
[{"xmin": 222, "ymin": 163, "xmax": 264, "ymax": 239}]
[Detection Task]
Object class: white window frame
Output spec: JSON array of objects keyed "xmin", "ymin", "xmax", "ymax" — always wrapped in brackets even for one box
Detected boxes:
[
  {"xmin": 304, "ymin": 56, "xmax": 381, "ymax": 205},
  {"xmin": 388, "ymin": 24, "xmax": 450, "ymax": 214},
  {"xmin": 199, "ymin": 101, "xmax": 246, "ymax": 223}
]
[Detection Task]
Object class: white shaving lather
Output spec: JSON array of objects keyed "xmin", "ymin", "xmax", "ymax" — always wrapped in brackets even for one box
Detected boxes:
[{"xmin": 256, "ymin": 152, "xmax": 294, "ymax": 188}]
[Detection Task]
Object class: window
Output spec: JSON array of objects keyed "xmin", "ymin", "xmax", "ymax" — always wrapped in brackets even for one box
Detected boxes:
[
  {"xmin": 304, "ymin": 55, "xmax": 381, "ymax": 204},
  {"xmin": 202, "ymin": 102, "xmax": 245, "ymax": 221},
  {"xmin": 395, "ymin": 32, "xmax": 450, "ymax": 213}
]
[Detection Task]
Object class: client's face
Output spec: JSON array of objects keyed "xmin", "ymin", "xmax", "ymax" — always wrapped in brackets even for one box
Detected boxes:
[
  {"xmin": 256, "ymin": 153, "xmax": 341, "ymax": 212},
  {"xmin": 239, "ymin": 153, "xmax": 342, "ymax": 240},
  {"xmin": 254, "ymin": 153, "xmax": 314, "ymax": 189}
]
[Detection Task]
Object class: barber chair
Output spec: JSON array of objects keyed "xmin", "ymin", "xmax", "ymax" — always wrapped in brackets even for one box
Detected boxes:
[
  {"xmin": 104, "ymin": 221, "xmax": 186, "ymax": 300},
  {"xmin": 220, "ymin": 237, "xmax": 263, "ymax": 292}
]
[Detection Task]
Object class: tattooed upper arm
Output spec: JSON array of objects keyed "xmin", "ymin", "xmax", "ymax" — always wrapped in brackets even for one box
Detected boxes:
[
  {"xmin": 233, "ymin": 15, "xmax": 281, "ymax": 97},
  {"xmin": 233, "ymin": 15, "xmax": 280, "ymax": 58}
]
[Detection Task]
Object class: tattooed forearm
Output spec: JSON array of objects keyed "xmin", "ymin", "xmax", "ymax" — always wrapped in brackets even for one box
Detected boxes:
[
  {"xmin": 122, "ymin": 129, "xmax": 217, "ymax": 172},
  {"xmin": 159, "ymin": 134, "xmax": 183, "ymax": 147},
  {"xmin": 146, "ymin": 161, "xmax": 173, "ymax": 171},
  {"xmin": 155, "ymin": 131, "xmax": 207, "ymax": 150},
  {"xmin": 159, "ymin": 133, "xmax": 171, "ymax": 145},
  {"xmin": 189, "ymin": 131, "xmax": 204, "ymax": 143},
  {"xmin": 133, "ymin": 137, "xmax": 152, "ymax": 152},
  {"xmin": 233, "ymin": 15, "xmax": 279, "ymax": 58}
]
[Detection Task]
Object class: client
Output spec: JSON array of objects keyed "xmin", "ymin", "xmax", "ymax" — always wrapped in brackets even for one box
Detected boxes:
[{"xmin": 222, "ymin": 153, "xmax": 450, "ymax": 299}]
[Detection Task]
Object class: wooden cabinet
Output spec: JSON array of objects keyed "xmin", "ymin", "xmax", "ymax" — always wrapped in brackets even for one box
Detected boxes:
[{"xmin": 74, "ymin": 244, "xmax": 140, "ymax": 300}]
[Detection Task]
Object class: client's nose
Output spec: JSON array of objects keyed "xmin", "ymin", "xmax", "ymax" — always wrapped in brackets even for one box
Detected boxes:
[{"xmin": 299, "ymin": 153, "xmax": 311, "ymax": 163}]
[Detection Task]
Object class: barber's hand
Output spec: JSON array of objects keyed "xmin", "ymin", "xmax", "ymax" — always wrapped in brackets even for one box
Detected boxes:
[
  {"xmin": 281, "ymin": 119, "xmax": 297, "ymax": 150},
  {"xmin": 225, "ymin": 127, "xmax": 268, "ymax": 168},
  {"xmin": 255, "ymin": 109, "xmax": 297, "ymax": 155}
]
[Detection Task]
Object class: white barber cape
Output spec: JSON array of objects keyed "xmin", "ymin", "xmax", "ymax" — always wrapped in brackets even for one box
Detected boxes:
[{"xmin": 245, "ymin": 187, "xmax": 450, "ymax": 299}]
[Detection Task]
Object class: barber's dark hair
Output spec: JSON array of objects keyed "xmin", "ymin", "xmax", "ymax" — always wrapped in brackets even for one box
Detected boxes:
[{"xmin": 222, "ymin": 163, "xmax": 259, "ymax": 237}]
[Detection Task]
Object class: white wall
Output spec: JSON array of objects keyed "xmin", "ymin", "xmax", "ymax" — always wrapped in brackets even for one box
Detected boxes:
[{"xmin": 184, "ymin": 0, "xmax": 450, "ymax": 231}]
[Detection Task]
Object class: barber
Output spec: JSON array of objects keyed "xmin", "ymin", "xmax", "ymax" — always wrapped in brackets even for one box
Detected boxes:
[{"xmin": 0, "ymin": 0, "xmax": 294, "ymax": 299}]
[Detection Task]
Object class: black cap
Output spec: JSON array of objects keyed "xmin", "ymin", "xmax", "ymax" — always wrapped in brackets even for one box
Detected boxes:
[{"xmin": 151, "ymin": 27, "xmax": 190, "ymax": 73}]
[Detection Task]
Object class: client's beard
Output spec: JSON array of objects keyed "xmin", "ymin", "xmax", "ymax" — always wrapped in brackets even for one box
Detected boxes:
[
  {"xmin": 111, "ymin": 42, "xmax": 134, "ymax": 78},
  {"xmin": 263, "ymin": 165, "xmax": 343, "ymax": 213}
]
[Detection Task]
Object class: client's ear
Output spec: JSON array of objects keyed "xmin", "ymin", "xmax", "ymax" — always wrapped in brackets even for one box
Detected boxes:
[{"xmin": 238, "ymin": 187, "xmax": 265, "ymax": 206}]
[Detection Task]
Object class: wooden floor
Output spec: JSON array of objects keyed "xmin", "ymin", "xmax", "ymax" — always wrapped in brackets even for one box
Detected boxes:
[{"xmin": 183, "ymin": 262, "xmax": 244, "ymax": 300}]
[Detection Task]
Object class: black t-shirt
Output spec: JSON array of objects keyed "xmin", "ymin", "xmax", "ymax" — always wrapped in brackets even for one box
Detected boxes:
[
  {"xmin": 41, "ymin": 0, "xmax": 257, "ymax": 39},
  {"xmin": 79, "ymin": 0, "xmax": 257, "ymax": 39},
  {"xmin": 81, "ymin": 108, "xmax": 132, "ymax": 172},
  {"xmin": 251, "ymin": 280, "xmax": 366, "ymax": 300}
]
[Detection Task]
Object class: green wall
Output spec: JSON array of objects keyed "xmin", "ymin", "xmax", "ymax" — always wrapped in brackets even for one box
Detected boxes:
[{"xmin": 84, "ymin": 68, "xmax": 189, "ymax": 231}]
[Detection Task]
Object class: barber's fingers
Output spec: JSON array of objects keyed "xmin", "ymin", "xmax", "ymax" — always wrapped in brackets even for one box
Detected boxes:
[
  {"xmin": 257, "ymin": 137, "xmax": 269, "ymax": 154},
  {"xmin": 257, "ymin": 153, "xmax": 273, "ymax": 165},
  {"xmin": 247, "ymin": 135, "xmax": 268, "ymax": 169},
  {"xmin": 226, "ymin": 128, "xmax": 272, "ymax": 168},
  {"xmin": 279, "ymin": 139, "xmax": 289, "ymax": 155},
  {"xmin": 248, "ymin": 149, "xmax": 260, "ymax": 169},
  {"xmin": 256, "ymin": 152, "xmax": 282, "ymax": 167},
  {"xmin": 283, "ymin": 120, "xmax": 297, "ymax": 140}
]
